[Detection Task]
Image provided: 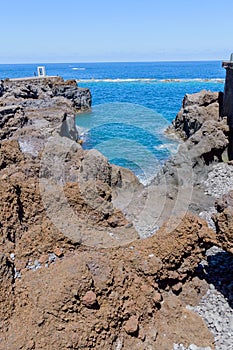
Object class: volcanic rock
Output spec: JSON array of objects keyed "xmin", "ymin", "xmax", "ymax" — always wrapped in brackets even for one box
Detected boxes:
[
  {"xmin": 167, "ymin": 90, "xmax": 223, "ymax": 139},
  {"xmin": 0, "ymin": 79, "xmax": 230, "ymax": 350},
  {"xmin": 82, "ymin": 291, "xmax": 98, "ymax": 308},
  {"xmin": 213, "ymin": 190, "xmax": 233, "ymax": 253},
  {"xmin": 124, "ymin": 315, "xmax": 139, "ymax": 335}
]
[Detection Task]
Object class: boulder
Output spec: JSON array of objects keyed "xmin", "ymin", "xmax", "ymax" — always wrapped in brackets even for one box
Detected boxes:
[
  {"xmin": 213, "ymin": 190, "xmax": 233, "ymax": 253},
  {"xmin": 0, "ymin": 105, "xmax": 27, "ymax": 140},
  {"xmin": 79, "ymin": 149, "xmax": 112, "ymax": 185},
  {"xmin": 0, "ymin": 81, "xmax": 3, "ymax": 97},
  {"xmin": 167, "ymin": 90, "xmax": 223, "ymax": 139},
  {"xmin": 60, "ymin": 112, "xmax": 79, "ymax": 141},
  {"xmin": 182, "ymin": 90, "xmax": 220, "ymax": 108},
  {"xmin": 12, "ymin": 84, "xmax": 38, "ymax": 99},
  {"xmin": 187, "ymin": 119, "xmax": 229, "ymax": 165},
  {"xmin": 124, "ymin": 315, "xmax": 139, "ymax": 335},
  {"xmin": 82, "ymin": 291, "xmax": 97, "ymax": 308},
  {"xmin": 0, "ymin": 77, "xmax": 92, "ymax": 142}
]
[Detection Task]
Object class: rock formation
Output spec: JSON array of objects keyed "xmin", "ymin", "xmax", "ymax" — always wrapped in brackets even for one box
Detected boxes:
[
  {"xmin": 0, "ymin": 77, "xmax": 91, "ymax": 145},
  {"xmin": 213, "ymin": 189, "xmax": 233, "ymax": 253},
  {"xmin": 159, "ymin": 89, "xmax": 229, "ymax": 218},
  {"xmin": 0, "ymin": 79, "xmax": 232, "ymax": 350},
  {"xmin": 0, "ymin": 211, "xmax": 215, "ymax": 350},
  {"xmin": 167, "ymin": 90, "xmax": 223, "ymax": 139}
]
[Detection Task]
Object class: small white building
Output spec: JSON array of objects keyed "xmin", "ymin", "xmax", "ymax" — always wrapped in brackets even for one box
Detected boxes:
[{"xmin": 37, "ymin": 66, "xmax": 46, "ymax": 77}]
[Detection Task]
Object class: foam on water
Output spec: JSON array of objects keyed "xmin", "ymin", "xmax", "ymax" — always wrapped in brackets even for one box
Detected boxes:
[
  {"xmin": 77, "ymin": 77, "xmax": 224, "ymax": 84},
  {"xmin": 0, "ymin": 61, "xmax": 225, "ymax": 183}
]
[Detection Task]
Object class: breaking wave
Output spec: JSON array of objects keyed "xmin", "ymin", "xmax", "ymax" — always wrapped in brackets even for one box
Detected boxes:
[
  {"xmin": 72, "ymin": 67, "xmax": 86, "ymax": 71},
  {"xmin": 76, "ymin": 78, "xmax": 224, "ymax": 84}
]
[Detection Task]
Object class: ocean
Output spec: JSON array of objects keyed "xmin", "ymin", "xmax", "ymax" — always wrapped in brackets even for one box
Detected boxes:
[{"xmin": 0, "ymin": 61, "xmax": 225, "ymax": 184}]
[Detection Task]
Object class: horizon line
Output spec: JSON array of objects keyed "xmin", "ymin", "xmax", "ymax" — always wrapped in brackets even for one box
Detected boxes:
[{"xmin": 0, "ymin": 58, "xmax": 225, "ymax": 65}]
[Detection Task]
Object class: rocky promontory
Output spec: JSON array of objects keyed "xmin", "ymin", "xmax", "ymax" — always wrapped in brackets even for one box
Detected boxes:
[
  {"xmin": 0, "ymin": 78, "xmax": 233, "ymax": 350},
  {"xmin": 0, "ymin": 77, "xmax": 91, "ymax": 144}
]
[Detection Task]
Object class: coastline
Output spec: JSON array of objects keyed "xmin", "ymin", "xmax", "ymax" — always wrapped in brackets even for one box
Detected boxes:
[{"xmin": 0, "ymin": 76, "xmax": 232, "ymax": 349}]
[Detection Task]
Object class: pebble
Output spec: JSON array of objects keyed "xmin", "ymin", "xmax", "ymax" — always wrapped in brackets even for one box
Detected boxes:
[
  {"xmin": 82, "ymin": 291, "xmax": 97, "ymax": 308},
  {"xmin": 53, "ymin": 247, "xmax": 63, "ymax": 258},
  {"xmin": 173, "ymin": 244, "xmax": 233, "ymax": 350},
  {"xmin": 48, "ymin": 253, "xmax": 56, "ymax": 263},
  {"xmin": 26, "ymin": 259, "xmax": 41, "ymax": 271},
  {"xmin": 199, "ymin": 208, "xmax": 216, "ymax": 231},
  {"xmin": 153, "ymin": 291, "xmax": 162, "ymax": 304},
  {"xmin": 173, "ymin": 344, "xmax": 211, "ymax": 350},
  {"xmin": 124, "ymin": 315, "xmax": 139, "ymax": 335},
  {"xmin": 10, "ymin": 253, "xmax": 15, "ymax": 261},
  {"xmin": 204, "ymin": 163, "xmax": 233, "ymax": 198},
  {"xmin": 184, "ymin": 166, "xmax": 233, "ymax": 350},
  {"xmin": 191, "ymin": 246, "xmax": 233, "ymax": 350}
]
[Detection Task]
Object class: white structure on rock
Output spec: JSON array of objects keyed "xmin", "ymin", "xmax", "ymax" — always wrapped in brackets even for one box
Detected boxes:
[{"xmin": 37, "ymin": 66, "xmax": 46, "ymax": 77}]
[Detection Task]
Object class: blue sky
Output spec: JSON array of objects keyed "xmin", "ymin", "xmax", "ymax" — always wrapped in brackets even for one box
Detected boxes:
[{"xmin": 1, "ymin": 0, "xmax": 232, "ymax": 63}]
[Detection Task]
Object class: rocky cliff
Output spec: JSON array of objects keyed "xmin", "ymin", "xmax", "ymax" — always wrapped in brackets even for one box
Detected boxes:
[
  {"xmin": 0, "ymin": 80, "xmax": 232, "ymax": 350},
  {"xmin": 0, "ymin": 77, "xmax": 91, "ymax": 143},
  {"xmin": 167, "ymin": 90, "xmax": 223, "ymax": 139}
]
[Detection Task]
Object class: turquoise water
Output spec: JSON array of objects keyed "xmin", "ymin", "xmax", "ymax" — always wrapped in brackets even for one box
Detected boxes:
[
  {"xmin": 76, "ymin": 103, "xmax": 174, "ymax": 184},
  {"xmin": 75, "ymin": 62, "xmax": 224, "ymax": 183},
  {"xmin": 0, "ymin": 62, "xmax": 225, "ymax": 183}
]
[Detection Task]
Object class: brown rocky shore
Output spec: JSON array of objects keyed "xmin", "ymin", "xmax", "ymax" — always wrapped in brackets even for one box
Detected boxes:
[{"xmin": 0, "ymin": 78, "xmax": 232, "ymax": 349}]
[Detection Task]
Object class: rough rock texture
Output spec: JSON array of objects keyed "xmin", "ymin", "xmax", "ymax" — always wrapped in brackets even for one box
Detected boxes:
[
  {"xmin": 0, "ymin": 77, "xmax": 92, "ymax": 146},
  {"xmin": 186, "ymin": 119, "xmax": 228, "ymax": 165},
  {"xmin": 0, "ymin": 139, "xmax": 139, "ymax": 258},
  {"xmin": 204, "ymin": 163, "xmax": 233, "ymax": 198},
  {"xmin": 0, "ymin": 105, "xmax": 27, "ymax": 140},
  {"xmin": 157, "ymin": 90, "xmax": 230, "ymax": 219},
  {"xmin": 213, "ymin": 190, "xmax": 233, "ymax": 253},
  {"xmin": 1, "ymin": 80, "xmax": 232, "ymax": 349},
  {"xmin": 166, "ymin": 90, "xmax": 228, "ymax": 168},
  {"xmin": 0, "ymin": 81, "xmax": 4, "ymax": 97},
  {"xmin": 1, "ymin": 78, "xmax": 91, "ymax": 111},
  {"xmin": 192, "ymin": 246, "xmax": 233, "ymax": 350},
  {"xmin": 0, "ymin": 213, "xmax": 216, "ymax": 350},
  {"xmin": 0, "ymin": 254, "xmax": 14, "ymax": 325},
  {"xmin": 167, "ymin": 90, "xmax": 223, "ymax": 139}
]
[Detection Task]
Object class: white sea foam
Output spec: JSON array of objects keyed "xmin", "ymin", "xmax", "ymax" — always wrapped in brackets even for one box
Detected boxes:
[
  {"xmin": 153, "ymin": 143, "xmax": 179, "ymax": 154},
  {"xmin": 75, "ymin": 125, "xmax": 89, "ymax": 138},
  {"xmin": 72, "ymin": 67, "xmax": 86, "ymax": 70},
  {"xmin": 76, "ymin": 78, "xmax": 224, "ymax": 84}
]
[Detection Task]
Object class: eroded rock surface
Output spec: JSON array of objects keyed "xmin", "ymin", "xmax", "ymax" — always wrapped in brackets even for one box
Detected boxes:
[
  {"xmin": 213, "ymin": 190, "xmax": 233, "ymax": 253},
  {"xmin": 0, "ymin": 80, "xmax": 232, "ymax": 349},
  {"xmin": 159, "ymin": 89, "xmax": 230, "ymax": 218},
  {"xmin": 167, "ymin": 90, "xmax": 223, "ymax": 139},
  {"xmin": 0, "ymin": 213, "xmax": 215, "ymax": 350},
  {"xmin": 0, "ymin": 77, "xmax": 92, "ymax": 149}
]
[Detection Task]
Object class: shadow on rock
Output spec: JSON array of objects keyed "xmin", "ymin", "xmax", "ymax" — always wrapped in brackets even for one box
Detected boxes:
[{"xmin": 196, "ymin": 248, "xmax": 233, "ymax": 308}]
